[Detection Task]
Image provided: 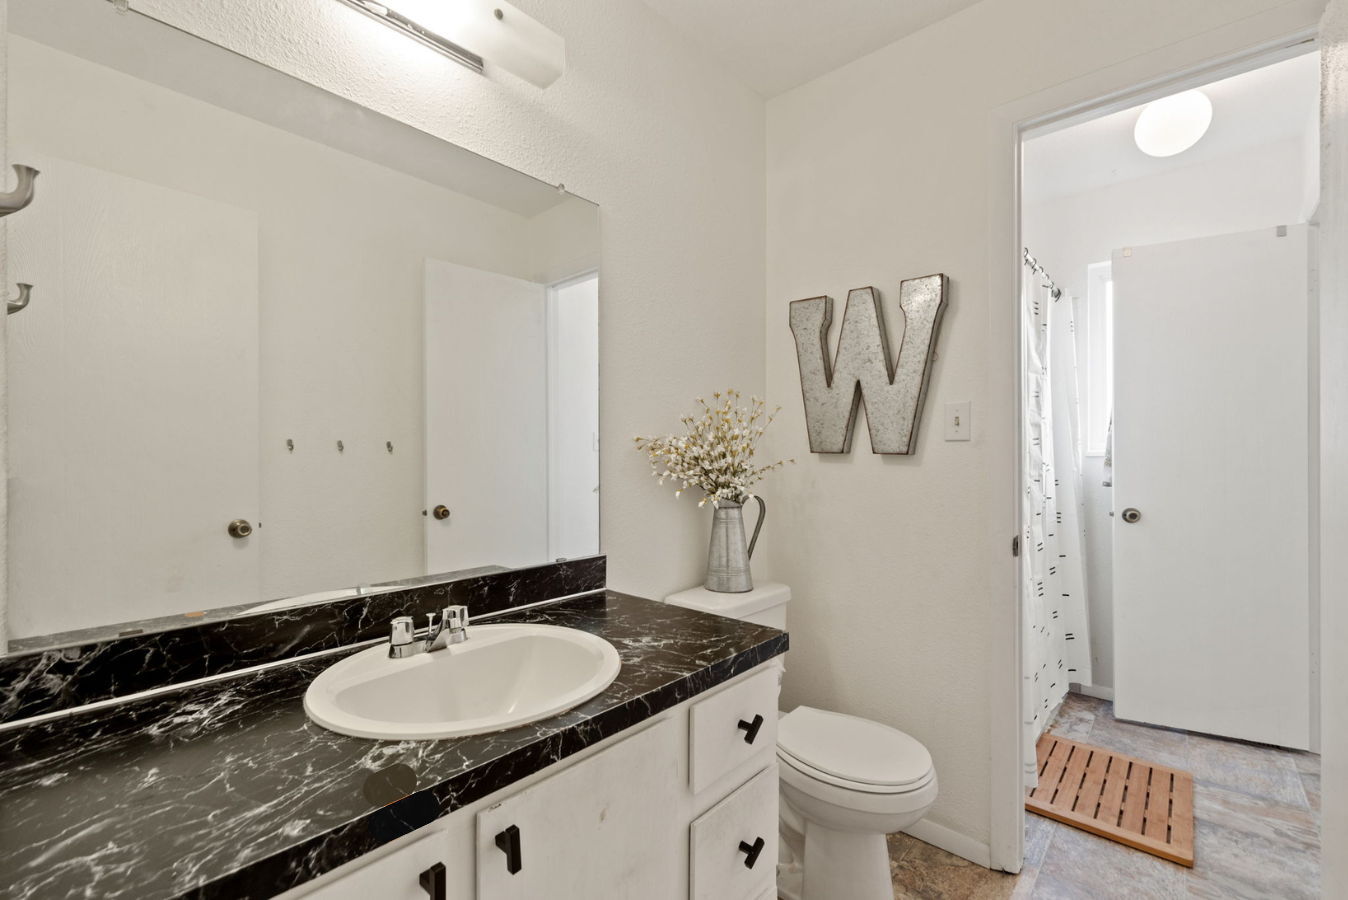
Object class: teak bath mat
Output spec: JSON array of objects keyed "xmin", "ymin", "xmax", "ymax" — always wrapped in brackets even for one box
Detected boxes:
[{"xmin": 1026, "ymin": 733, "xmax": 1195, "ymax": 867}]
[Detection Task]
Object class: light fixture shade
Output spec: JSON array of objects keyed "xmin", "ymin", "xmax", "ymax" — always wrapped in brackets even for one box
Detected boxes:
[
  {"xmin": 1133, "ymin": 90, "xmax": 1213, "ymax": 157},
  {"xmin": 341, "ymin": 0, "xmax": 565, "ymax": 88}
]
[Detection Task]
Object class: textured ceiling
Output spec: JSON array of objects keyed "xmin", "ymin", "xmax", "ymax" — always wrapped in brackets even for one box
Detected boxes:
[
  {"xmin": 635, "ymin": 0, "xmax": 983, "ymax": 97},
  {"xmin": 1025, "ymin": 51, "xmax": 1321, "ymax": 202}
]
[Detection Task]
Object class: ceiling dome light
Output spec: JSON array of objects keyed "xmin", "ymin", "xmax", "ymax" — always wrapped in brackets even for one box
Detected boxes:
[{"xmin": 1133, "ymin": 90, "xmax": 1213, "ymax": 157}]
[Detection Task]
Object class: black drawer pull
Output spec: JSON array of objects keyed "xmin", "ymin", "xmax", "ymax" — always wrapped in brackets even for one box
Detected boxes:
[
  {"xmin": 419, "ymin": 862, "xmax": 446, "ymax": 899},
  {"xmin": 738, "ymin": 836, "xmax": 766, "ymax": 869},
  {"xmin": 737, "ymin": 714, "xmax": 765, "ymax": 745},
  {"xmin": 495, "ymin": 824, "xmax": 523, "ymax": 874}
]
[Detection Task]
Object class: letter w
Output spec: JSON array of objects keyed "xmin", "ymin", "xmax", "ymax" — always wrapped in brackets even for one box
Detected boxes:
[{"xmin": 789, "ymin": 274, "xmax": 947, "ymax": 454}]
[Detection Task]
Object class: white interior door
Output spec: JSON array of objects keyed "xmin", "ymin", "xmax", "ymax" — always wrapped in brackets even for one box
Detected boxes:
[
  {"xmin": 8, "ymin": 155, "xmax": 260, "ymax": 637},
  {"xmin": 424, "ymin": 259, "xmax": 548, "ymax": 573},
  {"xmin": 1112, "ymin": 225, "xmax": 1312, "ymax": 749}
]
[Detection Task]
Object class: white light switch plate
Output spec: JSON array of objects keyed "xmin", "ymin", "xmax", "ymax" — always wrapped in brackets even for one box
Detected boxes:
[{"xmin": 945, "ymin": 401, "xmax": 971, "ymax": 441}]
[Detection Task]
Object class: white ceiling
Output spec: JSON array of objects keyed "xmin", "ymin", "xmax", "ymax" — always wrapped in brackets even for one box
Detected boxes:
[
  {"xmin": 1025, "ymin": 51, "xmax": 1321, "ymax": 202},
  {"xmin": 635, "ymin": 0, "xmax": 983, "ymax": 97}
]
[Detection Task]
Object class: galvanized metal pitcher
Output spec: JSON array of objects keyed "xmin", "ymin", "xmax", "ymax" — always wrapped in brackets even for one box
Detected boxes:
[{"xmin": 705, "ymin": 497, "xmax": 766, "ymax": 593}]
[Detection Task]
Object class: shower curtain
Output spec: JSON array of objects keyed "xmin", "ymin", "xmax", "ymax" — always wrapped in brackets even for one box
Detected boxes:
[{"xmin": 1022, "ymin": 256, "xmax": 1093, "ymax": 789}]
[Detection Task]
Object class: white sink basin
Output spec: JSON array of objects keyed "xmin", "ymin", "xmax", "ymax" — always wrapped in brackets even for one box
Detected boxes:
[{"xmin": 303, "ymin": 623, "xmax": 621, "ymax": 740}]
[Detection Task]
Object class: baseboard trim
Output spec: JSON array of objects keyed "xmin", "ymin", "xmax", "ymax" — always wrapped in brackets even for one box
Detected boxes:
[
  {"xmin": 902, "ymin": 819, "xmax": 992, "ymax": 868},
  {"xmin": 1073, "ymin": 683, "xmax": 1115, "ymax": 702}
]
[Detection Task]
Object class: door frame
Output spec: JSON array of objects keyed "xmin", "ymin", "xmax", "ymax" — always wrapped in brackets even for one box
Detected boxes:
[
  {"xmin": 985, "ymin": 23, "xmax": 1319, "ymax": 873},
  {"xmin": 545, "ymin": 268, "xmax": 601, "ymax": 562}
]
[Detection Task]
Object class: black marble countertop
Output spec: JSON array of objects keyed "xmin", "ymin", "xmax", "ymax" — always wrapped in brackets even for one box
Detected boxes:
[{"xmin": 0, "ymin": 592, "xmax": 788, "ymax": 900}]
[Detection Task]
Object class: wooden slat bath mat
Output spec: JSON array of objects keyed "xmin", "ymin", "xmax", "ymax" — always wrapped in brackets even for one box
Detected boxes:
[{"xmin": 1026, "ymin": 734, "xmax": 1195, "ymax": 867}]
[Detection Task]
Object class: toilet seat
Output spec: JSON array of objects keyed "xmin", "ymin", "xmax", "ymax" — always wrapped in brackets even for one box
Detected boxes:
[{"xmin": 777, "ymin": 706, "xmax": 934, "ymax": 795}]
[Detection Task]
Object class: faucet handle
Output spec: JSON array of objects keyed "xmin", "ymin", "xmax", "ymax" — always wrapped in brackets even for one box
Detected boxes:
[
  {"xmin": 390, "ymin": 616, "xmax": 415, "ymax": 646},
  {"xmin": 443, "ymin": 605, "xmax": 469, "ymax": 631}
]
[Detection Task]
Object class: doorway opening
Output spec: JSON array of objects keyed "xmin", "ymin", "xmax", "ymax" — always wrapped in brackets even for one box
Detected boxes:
[
  {"xmin": 1015, "ymin": 48, "xmax": 1321, "ymax": 894},
  {"xmin": 546, "ymin": 270, "xmax": 600, "ymax": 562}
]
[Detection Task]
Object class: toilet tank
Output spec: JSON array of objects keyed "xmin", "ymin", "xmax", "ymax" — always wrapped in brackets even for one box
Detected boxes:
[{"xmin": 663, "ymin": 583, "xmax": 790, "ymax": 630}]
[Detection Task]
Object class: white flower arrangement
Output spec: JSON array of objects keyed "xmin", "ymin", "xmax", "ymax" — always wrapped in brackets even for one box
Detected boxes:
[{"xmin": 634, "ymin": 390, "xmax": 793, "ymax": 507}]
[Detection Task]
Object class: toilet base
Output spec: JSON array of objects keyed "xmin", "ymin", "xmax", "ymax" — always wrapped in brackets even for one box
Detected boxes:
[{"xmin": 777, "ymin": 821, "xmax": 893, "ymax": 900}]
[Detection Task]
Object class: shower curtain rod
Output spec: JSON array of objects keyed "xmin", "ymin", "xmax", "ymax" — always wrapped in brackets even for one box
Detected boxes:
[{"xmin": 1023, "ymin": 248, "xmax": 1063, "ymax": 300}]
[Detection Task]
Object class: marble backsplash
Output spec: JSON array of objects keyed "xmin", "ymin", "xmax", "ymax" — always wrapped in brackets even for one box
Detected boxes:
[{"xmin": 0, "ymin": 556, "xmax": 605, "ymax": 725}]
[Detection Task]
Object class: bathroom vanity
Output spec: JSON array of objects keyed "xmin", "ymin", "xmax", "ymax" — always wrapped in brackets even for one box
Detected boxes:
[
  {"xmin": 287, "ymin": 646, "xmax": 782, "ymax": 900},
  {"xmin": 0, "ymin": 591, "xmax": 787, "ymax": 899}
]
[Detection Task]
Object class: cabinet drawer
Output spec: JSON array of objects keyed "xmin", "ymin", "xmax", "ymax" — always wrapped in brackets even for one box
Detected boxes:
[
  {"xmin": 689, "ymin": 666, "xmax": 780, "ymax": 794},
  {"xmin": 689, "ymin": 764, "xmax": 778, "ymax": 900},
  {"xmin": 296, "ymin": 830, "xmax": 452, "ymax": 900}
]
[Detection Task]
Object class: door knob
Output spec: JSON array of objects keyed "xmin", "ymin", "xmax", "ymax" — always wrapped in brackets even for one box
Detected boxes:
[
  {"xmin": 1121, "ymin": 508, "xmax": 1142, "ymax": 524},
  {"xmin": 227, "ymin": 519, "xmax": 253, "ymax": 538},
  {"xmin": 431, "ymin": 505, "xmax": 451, "ymax": 521}
]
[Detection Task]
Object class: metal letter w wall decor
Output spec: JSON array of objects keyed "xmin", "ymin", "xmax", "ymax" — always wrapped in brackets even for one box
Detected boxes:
[{"xmin": 789, "ymin": 274, "xmax": 947, "ymax": 454}]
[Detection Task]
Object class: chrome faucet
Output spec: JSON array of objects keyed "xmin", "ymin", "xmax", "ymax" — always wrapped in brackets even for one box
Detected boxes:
[{"xmin": 388, "ymin": 605, "xmax": 469, "ymax": 658}]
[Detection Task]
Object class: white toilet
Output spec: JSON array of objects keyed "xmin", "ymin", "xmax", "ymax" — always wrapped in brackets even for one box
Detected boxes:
[{"xmin": 664, "ymin": 583, "xmax": 937, "ymax": 900}]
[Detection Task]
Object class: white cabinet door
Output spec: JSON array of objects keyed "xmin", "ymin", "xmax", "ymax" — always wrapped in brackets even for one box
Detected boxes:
[
  {"xmin": 476, "ymin": 717, "xmax": 683, "ymax": 899},
  {"xmin": 1112, "ymin": 226, "xmax": 1311, "ymax": 748},
  {"xmin": 299, "ymin": 830, "xmax": 457, "ymax": 900},
  {"xmin": 689, "ymin": 765, "xmax": 779, "ymax": 900}
]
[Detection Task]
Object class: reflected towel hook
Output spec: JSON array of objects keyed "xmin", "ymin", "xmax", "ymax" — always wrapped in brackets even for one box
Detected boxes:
[
  {"xmin": 7, "ymin": 283, "xmax": 32, "ymax": 315},
  {"xmin": 0, "ymin": 165, "xmax": 38, "ymax": 218}
]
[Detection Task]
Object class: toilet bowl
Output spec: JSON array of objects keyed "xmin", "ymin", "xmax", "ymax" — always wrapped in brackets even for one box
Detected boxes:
[
  {"xmin": 776, "ymin": 706, "xmax": 937, "ymax": 900},
  {"xmin": 663, "ymin": 583, "xmax": 938, "ymax": 900}
]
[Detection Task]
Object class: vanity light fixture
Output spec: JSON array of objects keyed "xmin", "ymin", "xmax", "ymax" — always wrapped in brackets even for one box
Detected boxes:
[
  {"xmin": 1133, "ymin": 89, "xmax": 1213, "ymax": 158},
  {"xmin": 334, "ymin": 0, "xmax": 565, "ymax": 88}
]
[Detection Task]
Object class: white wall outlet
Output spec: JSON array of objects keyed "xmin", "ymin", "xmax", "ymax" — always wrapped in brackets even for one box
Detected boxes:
[{"xmin": 945, "ymin": 401, "xmax": 971, "ymax": 441}]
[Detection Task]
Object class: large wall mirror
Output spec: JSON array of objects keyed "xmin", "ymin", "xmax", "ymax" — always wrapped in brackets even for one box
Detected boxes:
[{"xmin": 5, "ymin": 1, "xmax": 600, "ymax": 649}]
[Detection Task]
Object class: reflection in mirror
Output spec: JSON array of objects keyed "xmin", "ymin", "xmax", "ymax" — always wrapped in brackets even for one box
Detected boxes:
[{"xmin": 5, "ymin": 0, "xmax": 599, "ymax": 646}]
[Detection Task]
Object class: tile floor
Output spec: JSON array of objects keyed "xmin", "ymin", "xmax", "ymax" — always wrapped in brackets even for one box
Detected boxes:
[{"xmin": 885, "ymin": 693, "xmax": 1321, "ymax": 899}]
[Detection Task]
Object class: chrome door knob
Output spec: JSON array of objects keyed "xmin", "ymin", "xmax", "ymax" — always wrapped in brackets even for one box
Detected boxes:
[
  {"xmin": 227, "ymin": 518, "xmax": 253, "ymax": 538},
  {"xmin": 1121, "ymin": 508, "xmax": 1142, "ymax": 524}
]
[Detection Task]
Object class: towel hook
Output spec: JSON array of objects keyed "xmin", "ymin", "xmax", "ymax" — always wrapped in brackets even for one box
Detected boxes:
[
  {"xmin": 7, "ymin": 283, "xmax": 32, "ymax": 315},
  {"xmin": 0, "ymin": 165, "xmax": 38, "ymax": 218}
]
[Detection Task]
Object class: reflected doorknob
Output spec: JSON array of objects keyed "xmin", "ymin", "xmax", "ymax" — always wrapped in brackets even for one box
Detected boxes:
[
  {"xmin": 227, "ymin": 519, "xmax": 253, "ymax": 538},
  {"xmin": 1121, "ymin": 507, "xmax": 1142, "ymax": 524}
]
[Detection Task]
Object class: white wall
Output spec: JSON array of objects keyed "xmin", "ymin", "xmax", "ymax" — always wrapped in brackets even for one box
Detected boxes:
[
  {"xmin": 1318, "ymin": 2, "xmax": 1347, "ymax": 894},
  {"xmin": 764, "ymin": 0, "xmax": 1323, "ymax": 858},
  {"xmin": 121, "ymin": 0, "xmax": 767, "ymax": 604},
  {"xmin": 1026, "ymin": 137, "xmax": 1311, "ymax": 300},
  {"xmin": 1024, "ymin": 134, "xmax": 1314, "ymax": 690}
]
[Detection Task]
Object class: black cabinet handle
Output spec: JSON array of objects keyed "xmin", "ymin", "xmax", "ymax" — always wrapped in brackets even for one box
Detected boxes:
[
  {"xmin": 737, "ymin": 714, "xmax": 765, "ymax": 745},
  {"xmin": 738, "ymin": 836, "xmax": 766, "ymax": 869},
  {"xmin": 495, "ymin": 824, "xmax": 523, "ymax": 874},
  {"xmin": 419, "ymin": 862, "xmax": 446, "ymax": 899}
]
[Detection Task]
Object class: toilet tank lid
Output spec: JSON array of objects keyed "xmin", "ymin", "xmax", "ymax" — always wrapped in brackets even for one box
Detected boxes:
[{"xmin": 662, "ymin": 582, "xmax": 790, "ymax": 620}]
